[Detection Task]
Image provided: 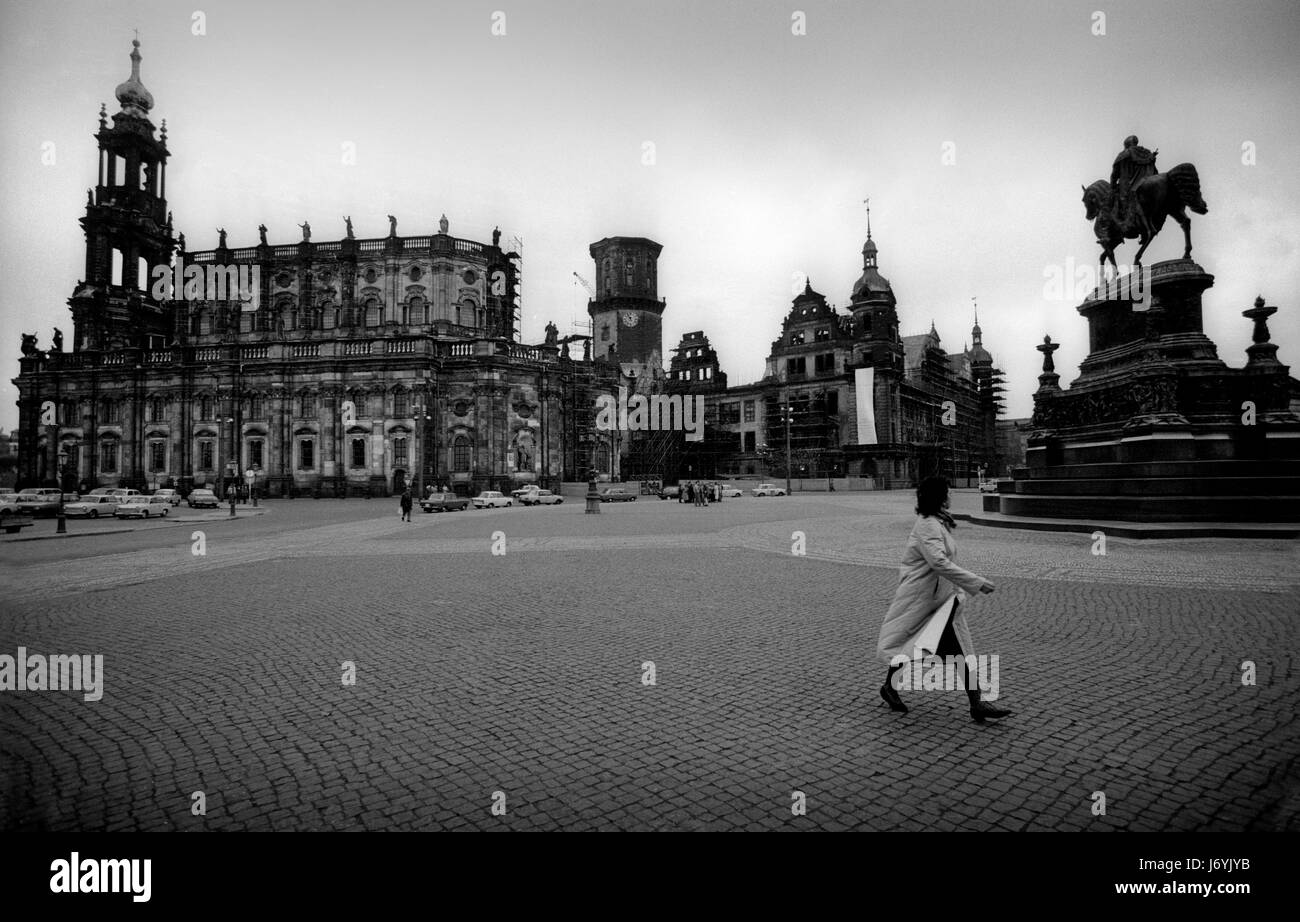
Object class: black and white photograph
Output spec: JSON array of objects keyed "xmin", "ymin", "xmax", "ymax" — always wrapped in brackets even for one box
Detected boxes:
[{"xmin": 0, "ymin": 0, "xmax": 1296, "ymax": 903}]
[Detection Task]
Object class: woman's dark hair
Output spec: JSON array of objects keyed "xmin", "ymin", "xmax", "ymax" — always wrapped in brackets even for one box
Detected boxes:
[{"xmin": 915, "ymin": 476, "xmax": 950, "ymax": 517}]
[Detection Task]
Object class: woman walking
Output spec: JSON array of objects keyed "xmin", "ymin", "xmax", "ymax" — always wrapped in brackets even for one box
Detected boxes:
[
  {"xmin": 876, "ymin": 476, "xmax": 1012, "ymax": 723},
  {"xmin": 399, "ymin": 488, "xmax": 413, "ymax": 522}
]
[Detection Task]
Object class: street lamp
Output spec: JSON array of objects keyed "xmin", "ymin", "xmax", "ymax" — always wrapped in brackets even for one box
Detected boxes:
[
  {"xmin": 779, "ymin": 393, "xmax": 794, "ymax": 496},
  {"xmin": 55, "ymin": 441, "xmax": 77, "ymax": 535}
]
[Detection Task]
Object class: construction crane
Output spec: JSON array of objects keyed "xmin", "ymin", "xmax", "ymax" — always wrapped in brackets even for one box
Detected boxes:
[{"xmin": 571, "ymin": 271, "xmax": 597, "ymax": 340}]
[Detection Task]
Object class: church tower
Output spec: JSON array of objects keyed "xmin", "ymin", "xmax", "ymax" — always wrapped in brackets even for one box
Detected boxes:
[
  {"xmin": 849, "ymin": 214, "xmax": 903, "ymax": 374},
  {"xmin": 586, "ymin": 237, "xmax": 665, "ymax": 372},
  {"xmin": 70, "ymin": 39, "xmax": 177, "ymax": 352}
]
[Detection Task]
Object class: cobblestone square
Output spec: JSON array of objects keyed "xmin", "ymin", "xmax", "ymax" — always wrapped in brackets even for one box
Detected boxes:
[{"xmin": 2, "ymin": 491, "xmax": 1296, "ymax": 831}]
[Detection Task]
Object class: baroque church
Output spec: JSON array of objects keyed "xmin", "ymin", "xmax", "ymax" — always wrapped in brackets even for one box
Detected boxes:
[{"xmin": 12, "ymin": 40, "xmax": 629, "ymax": 498}]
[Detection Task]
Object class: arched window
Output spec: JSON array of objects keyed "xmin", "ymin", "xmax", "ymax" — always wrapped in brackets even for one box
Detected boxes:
[
  {"xmin": 365, "ymin": 298, "xmax": 381, "ymax": 327},
  {"xmin": 452, "ymin": 436, "xmax": 471, "ymax": 472},
  {"xmin": 625, "ymin": 258, "xmax": 634, "ymax": 286},
  {"xmin": 409, "ymin": 296, "xmax": 426, "ymax": 324}
]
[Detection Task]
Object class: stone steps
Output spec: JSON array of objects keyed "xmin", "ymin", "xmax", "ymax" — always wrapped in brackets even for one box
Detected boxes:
[{"xmin": 991, "ymin": 492, "xmax": 1300, "ymax": 522}]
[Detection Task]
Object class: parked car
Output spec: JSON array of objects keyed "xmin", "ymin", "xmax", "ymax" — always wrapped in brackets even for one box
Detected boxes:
[
  {"xmin": 510, "ymin": 485, "xmax": 541, "ymax": 501},
  {"xmin": 108, "ymin": 488, "xmax": 141, "ymax": 499},
  {"xmin": 600, "ymin": 488, "xmax": 636, "ymax": 503},
  {"xmin": 520, "ymin": 489, "xmax": 563, "ymax": 506},
  {"xmin": 657, "ymin": 485, "xmax": 681, "ymax": 500},
  {"xmin": 719, "ymin": 485, "xmax": 744, "ymax": 498},
  {"xmin": 421, "ymin": 492, "xmax": 470, "ymax": 513},
  {"xmin": 15, "ymin": 493, "xmax": 61, "ymax": 517},
  {"xmin": 114, "ymin": 495, "xmax": 172, "ymax": 518},
  {"xmin": 187, "ymin": 489, "xmax": 219, "ymax": 509},
  {"xmin": 153, "ymin": 489, "xmax": 182, "ymax": 506},
  {"xmin": 472, "ymin": 491, "xmax": 512, "ymax": 509},
  {"xmin": 978, "ymin": 479, "xmax": 1009, "ymax": 494},
  {"xmin": 27, "ymin": 488, "xmax": 63, "ymax": 498},
  {"xmin": 64, "ymin": 495, "xmax": 121, "ymax": 518},
  {"xmin": 0, "ymin": 495, "xmax": 32, "ymax": 534},
  {"xmin": 751, "ymin": 483, "xmax": 787, "ymax": 497}
]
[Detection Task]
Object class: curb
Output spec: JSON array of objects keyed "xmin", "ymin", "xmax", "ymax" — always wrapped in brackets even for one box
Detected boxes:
[
  {"xmin": 3, "ymin": 509, "xmax": 269, "ymax": 542},
  {"xmin": 953, "ymin": 511, "xmax": 1300, "ymax": 540}
]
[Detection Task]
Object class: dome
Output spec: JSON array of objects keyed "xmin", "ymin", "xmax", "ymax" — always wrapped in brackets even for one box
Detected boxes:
[{"xmin": 114, "ymin": 40, "xmax": 154, "ymax": 117}]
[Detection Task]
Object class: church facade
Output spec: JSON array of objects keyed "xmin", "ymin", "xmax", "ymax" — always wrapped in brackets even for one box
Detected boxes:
[{"xmin": 12, "ymin": 41, "xmax": 623, "ymax": 498}]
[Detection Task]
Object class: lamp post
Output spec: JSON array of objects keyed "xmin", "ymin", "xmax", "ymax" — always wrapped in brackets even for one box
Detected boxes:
[
  {"xmin": 780, "ymin": 393, "xmax": 794, "ymax": 496},
  {"xmin": 412, "ymin": 378, "xmax": 432, "ymax": 498},
  {"xmin": 55, "ymin": 441, "xmax": 76, "ymax": 535}
]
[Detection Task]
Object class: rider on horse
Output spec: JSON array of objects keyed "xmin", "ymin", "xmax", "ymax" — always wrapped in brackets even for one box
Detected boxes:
[{"xmin": 1110, "ymin": 136, "xmax": 1158, "ymax": 232}]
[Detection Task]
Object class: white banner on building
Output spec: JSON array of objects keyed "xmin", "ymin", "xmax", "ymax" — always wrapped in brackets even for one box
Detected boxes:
[{"xmin": 855, "ymin": 367, "xmax": 878, "ymax": 445}]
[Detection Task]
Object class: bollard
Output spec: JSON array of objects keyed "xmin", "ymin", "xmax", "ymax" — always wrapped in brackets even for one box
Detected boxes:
[{"xmin": 585, "ymin": 477, "xmax": 601, "ymax": 514}]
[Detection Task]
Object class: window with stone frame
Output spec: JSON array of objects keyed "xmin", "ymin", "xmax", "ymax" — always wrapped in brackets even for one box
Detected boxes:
[
  {"xmin": 148, "ymin": 440, "xmax": 166, "ymax": 472},
  {"xmin": 393, "ymin": 437, "xmax": 408, "ymax": 466},
  {"xmin": 351, "ymin": 438, "xmax": 366, "ymax": 469},
  {"xmin": 298, "ymin": 439, "xmax": 314, "ymax": 470},
  {"xmin": 100, "ymin": 398, "xmax": 120, "ymax": 424},
  {"xmin": 393, "ymin": 391, "xmax": 409, "ymax": 418},
  {"xmin": 743, "ymin": 400, "xmax": 755, "ymax": 423},
  {"xmin": 247, "ymin": 396, "xmax": 262, "ymax": 419},
  {"xmin": 100, "ymin": 439, "xmax": 118, "ymax": 473},
  {"xmin": 452, "ymin": 436, "xmax": 471, "ymax": 472},
  {"xmin": 720, "ymin": 403, "xmax": 741, "ymax": 425},
  {"xmin": 248, "ymin": 439, "xmax": 264, "ymax": 469},
  {"xmin": 62, "ymin": 399, "xmax": 79, "ymax": 425},
  {"xmin": 198, "ymin": 397, "xmax": 212, "ymax": 420},
  {"xmin": 744, "ymin": 431, "xmax": 757, "ymax": 453},
  {"xmin": 365, "ymin": 299, "xmax": 381, "ymax": 327},
  {"xmin": 297, "ymin": 394, "xmax": 313, "ymax": 418},
  {"xmin": 198, "ymin": 439, "xmax": 214, "ymax": 471}
]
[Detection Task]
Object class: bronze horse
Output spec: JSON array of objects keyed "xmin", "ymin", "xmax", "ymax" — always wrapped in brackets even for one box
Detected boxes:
[{"xmin": 1082, "ymin": 163, "xmax": 1207, "ymax": 274}]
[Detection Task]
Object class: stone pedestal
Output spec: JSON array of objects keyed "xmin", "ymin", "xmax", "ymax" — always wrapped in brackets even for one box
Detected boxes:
[{"xmin": 992, "ymin": 261, "xmax": 1300, "ymax": 523}]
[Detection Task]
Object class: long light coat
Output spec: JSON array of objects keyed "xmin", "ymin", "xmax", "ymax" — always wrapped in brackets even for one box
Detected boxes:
[{"xmin": 876, "ymin": 514, "xmax": 987, "ymax": 665}]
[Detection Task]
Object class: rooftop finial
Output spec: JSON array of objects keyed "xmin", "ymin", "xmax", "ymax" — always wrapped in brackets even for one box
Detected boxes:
[
  {"xmin": 114, "ymin": 34, "xmax": 154, "ymax": 116},
  {"xmin": 863, "ymin": 195, "xmax": 872, "ymax": 240}
]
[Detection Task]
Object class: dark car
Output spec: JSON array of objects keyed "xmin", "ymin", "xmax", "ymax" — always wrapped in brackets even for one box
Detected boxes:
[
  {"xmin": 600, "ymin": 488, "xmax": 636, "ymax": 503},
  {"xmin": 421, "ymin": 491, "xmax": 470, "ymax": 513},
  {"xmin": 15, "ymin": 493, "xmax": 61, "ymax": 517},
  {"xmin": 187, "ymin": 489, "xmax": 219, "ymax": 509},
  {"xmin": 657, "ymin": 485, "xmax": 681, "ymax": 500}
]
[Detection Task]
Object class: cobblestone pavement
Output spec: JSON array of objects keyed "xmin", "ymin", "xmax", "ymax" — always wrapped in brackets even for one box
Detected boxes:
[{"xmin": 1, "ymin": 492, "xmax": 1296, "ymax": 831}]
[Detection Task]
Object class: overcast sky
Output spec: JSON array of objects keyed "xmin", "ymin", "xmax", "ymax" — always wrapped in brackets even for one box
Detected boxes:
[{"xmin": 2, "ymin": 0, "xmax": 1298, "ymax": 431}]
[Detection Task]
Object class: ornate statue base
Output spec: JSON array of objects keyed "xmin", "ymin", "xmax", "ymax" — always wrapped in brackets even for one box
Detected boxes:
[{"xmin": 989, "ymin": 259, "xmax": 1300, "ymax": 523}]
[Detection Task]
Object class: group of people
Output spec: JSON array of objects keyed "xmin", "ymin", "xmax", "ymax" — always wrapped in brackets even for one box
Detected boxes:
[{"xmin": 677, "ymin": 481, "xmax": 723, "ymax": 506}]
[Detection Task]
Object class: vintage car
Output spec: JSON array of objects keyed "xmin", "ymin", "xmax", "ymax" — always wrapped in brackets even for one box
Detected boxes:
[
  {"xmin": 421, "ymin": 492, "xmax": 470, "ymax": 513},
  {"xmin": 751, "ymin": 483, "xmax": 788, "ymax": 497},
  {"xmin": 657, "ymin": 485, "xmax": 682, "ymax": 500},
  {"xmin": 510, "ymin": 485, "xmax": 541, "ymax": 501},
  {"xmin": 599, "ymin": 488, "xmax": 636, "ymax": 503},
  {"xmin": 519, "ymin": 489, "xmax": 563, "ymax": 506},
  {"xmin": 152, "ymin": 489, "xmax": 182, "ymax": 506},
  {"xmin": 64, "ymin": 495, "xmax": 121, "ymax": 518},
  {"xmin": 0, "ymin": 494, "xmax": 32, "ymax": 534},
  {"xmin": 472, "ymin": 491, "xmax": 512, "ymax": 509},
  {"xmin": 15, "ymin": 493, "xmax": 62, "ymax": 517},
  {"xmin": 187, "ymin": 489, "xmax": 220, "ymax": 509},
  {"xmin": 113, "ymin": 495, "xmax": 172, "ymax": 518}
]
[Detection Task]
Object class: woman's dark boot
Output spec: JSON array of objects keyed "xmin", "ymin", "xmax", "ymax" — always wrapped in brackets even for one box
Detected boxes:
[
  {"xmin": 880, "ymin": 666, "xmax": 907, "ymax": 713},
  {"xmin": 970, "ymin": 699, "xmax": 1013, "ymax": 723}
]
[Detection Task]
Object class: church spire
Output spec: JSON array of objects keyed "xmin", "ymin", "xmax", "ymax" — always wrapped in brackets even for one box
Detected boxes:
[{"xmin": 114, "ymin": 36, "xmax": 154, "ymax": 118}]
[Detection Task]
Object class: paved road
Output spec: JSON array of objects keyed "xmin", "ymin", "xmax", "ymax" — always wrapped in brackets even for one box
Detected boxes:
[{"xmin": 1, "ymin": 492, "xmax": 1296, "ymax": 830}]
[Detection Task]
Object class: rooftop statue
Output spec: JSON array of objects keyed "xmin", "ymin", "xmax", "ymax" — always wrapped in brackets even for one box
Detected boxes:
[{"xmin": 1082, "ymin": 135, "xmax": 1207, "ymax": 275}]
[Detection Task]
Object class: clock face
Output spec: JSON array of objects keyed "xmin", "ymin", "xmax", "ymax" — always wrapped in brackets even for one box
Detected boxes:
[{"xmin": 621, "ymin": 311, "xmax": 639, "ymax": 328}]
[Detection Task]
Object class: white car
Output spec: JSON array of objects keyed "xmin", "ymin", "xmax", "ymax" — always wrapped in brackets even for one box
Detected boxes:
[
  {"xmin": 520, "ymin": 489, "xmax": 563, "ymax": 506},
  {"xmin": 719, "ymin": 485, "xmax": 744, "ymax": 498},
  {"xmin": 113, "ymin": 495, "xmax": 172, "ymax": 518},
  {"xmin": 64, "ymin": 495, "xmax": 121, "ymax": 518},
  {"xmin": 152, "ymin": 489, "xmax": 182, "ymax": 506},
  {"xmin": 978, "ymin": 479, "xmax": 1007, "ymax": 494},
  {"xmin": 510, "ymin": 485, "xmax": 540, "ymax": 501},
  {"xmin": 751, "ymin": 483, "xmax": 787, "ymax": 497},
  {"xmin": 472, "ymin": 491, "xmax": 512, "ymax": 508}
]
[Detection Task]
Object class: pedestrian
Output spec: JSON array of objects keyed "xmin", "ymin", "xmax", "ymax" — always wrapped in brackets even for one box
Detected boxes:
[
  {"xmin": 686, "ymin": 482, "xmax": 694, "ymax": 506},
  {"xmin": 876, "ymin": 476, "xmax": 1012, "ymax": 723},
  {"xmin": 399, "ymin": 488, "xmax": 413, "ymax": 522}
]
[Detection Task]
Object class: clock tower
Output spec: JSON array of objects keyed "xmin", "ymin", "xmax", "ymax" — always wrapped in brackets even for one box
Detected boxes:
[{"xmin": 587, "ymin": 236, "xmax": 664, "ymax": 371}]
